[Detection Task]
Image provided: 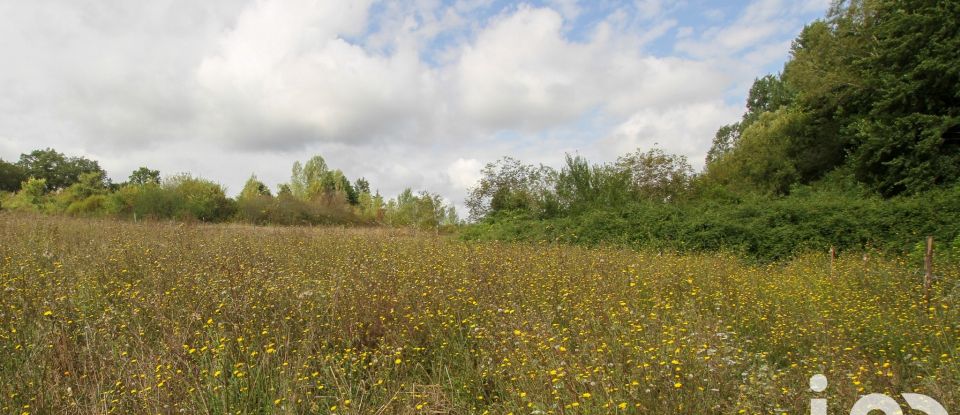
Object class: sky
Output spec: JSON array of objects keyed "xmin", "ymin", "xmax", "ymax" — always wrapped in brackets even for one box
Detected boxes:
[{"xmin": 0, "ymin": 0, "xmax": 829, "ymax": 212}]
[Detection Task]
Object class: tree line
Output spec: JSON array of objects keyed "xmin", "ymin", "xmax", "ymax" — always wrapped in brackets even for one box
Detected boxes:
[
  {"xmin": 462, "ymin": 0, "xmax": 960, "ymax": 260},
  {"xmin": 0, "ymin": 149, "xmax": 458, "ymax": 231}
]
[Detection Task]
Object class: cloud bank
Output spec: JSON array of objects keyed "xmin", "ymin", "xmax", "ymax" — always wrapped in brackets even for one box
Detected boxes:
[{"xmin": 0, "ymin": 0, "xmax": 828, "ymax": 211}]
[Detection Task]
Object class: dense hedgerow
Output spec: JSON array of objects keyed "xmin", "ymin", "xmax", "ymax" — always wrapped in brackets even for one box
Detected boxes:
[{"xmin": 462, "ymin": 184, "xmax": 960, "ymax": 262}]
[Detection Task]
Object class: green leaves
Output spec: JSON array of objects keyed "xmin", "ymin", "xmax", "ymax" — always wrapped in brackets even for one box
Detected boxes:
[
  {"xmin": 16, "ymin": 148, "xmax": 107, "ymax": 191},
  {"xmin": 128, "ymin": 167, "xmax": 161, "ymax": 186},
  {"xmin": 707, "ymin": 0, "xmax": 960, "ymax": 197}
]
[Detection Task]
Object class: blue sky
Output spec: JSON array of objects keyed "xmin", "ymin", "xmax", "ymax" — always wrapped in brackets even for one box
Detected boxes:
[{"xmin": 0, "ymin": 0, "xmax": 829, "ymax": 211}]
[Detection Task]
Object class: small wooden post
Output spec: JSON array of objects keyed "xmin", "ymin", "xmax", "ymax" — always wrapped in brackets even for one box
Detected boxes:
[
  {"xmin": 829, "ymin": 246, "xmax": 836, "ymax": 276},
  {"xmin": 924, "ymin": 236, "xmax": 933, "ymax": 303}
]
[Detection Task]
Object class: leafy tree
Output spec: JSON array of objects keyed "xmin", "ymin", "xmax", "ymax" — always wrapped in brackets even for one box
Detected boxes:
[
  {"xmin": 59, "ymin": 171, "xmax": 110, "ymax": 207},
  {"xmin": 0, "ymin": 159, "xmax": 27, "ymax": 192},
  {"xmin": 129, "ymin": 167, "xmax": 161, "ymax": 186},
  {"xmin": 277, "ymin": 184, "xmax": 293, "ymax": 197},
  {"xmin": 165, "ymin": 174, "xmax": 235, "ymax": 222},
  {"xmin": 466, "ymin": 157, "xmax": 557, "ymax": 220},
  {"xmin": 443, "ymin": 205, "xmax": 459, "ymax": 226},
  {"xmin": 239, "ymin": 174, "xmax": 272, "ymax": 200},
  {"xmin": 743, "ymin": 74, "xmax": 794, "ymax": 127},
  {"xmin": 5, "ymin": 177, "xmax": 49, "ymax": 210},
  {"xmin": 236, "ymin": 174, "xmax": 273, "ymax": 224},
  {"xmin": 290, "ymin": 156, "xmax": 328, "ymax": 199},
  {"xmin": 357, "ymin": 190, "xmax": 384, "ymax": 221},
  {"xmin": 706, "ymin": 123, "xmax": 740, "ymax": 165},
  {"xmin": 554, "ymin": 154, "xmax": 633, "ymax": 212},
  {"xmin": 385, "ymin": 189, "xmax": 454, "ymax": 230},
  {"xmin": 615, "ymin": 148, "xmax": 694, "ymax": 202},
  {"xmin": 17, "ymin": 148, "xmax": 107, "ymax": 191},
  {"xmin": 705, "ymin": 109, "xmax": 805, "ymax": 194},
  {"xmin": 354, "ymin": 177, "xmax": 370, "ymax": 195},
  {"xmin": 846, "ymin": 0, "xmax": 960, "ymax": 196}
]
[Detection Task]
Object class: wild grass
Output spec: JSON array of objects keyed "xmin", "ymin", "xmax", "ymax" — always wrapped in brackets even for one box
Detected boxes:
[{"xmin": 0, "ymin": 213, "xmax": 957, "ymax": 414}]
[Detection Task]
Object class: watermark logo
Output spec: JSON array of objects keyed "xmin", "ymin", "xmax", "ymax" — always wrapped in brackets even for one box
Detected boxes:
[{"xmin": 810, "ymin": 374, "xmax": 948, "ymax": 415}]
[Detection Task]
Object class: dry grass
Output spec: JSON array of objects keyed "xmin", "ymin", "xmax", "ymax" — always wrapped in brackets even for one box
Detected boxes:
[{"xmin": 0, "ymin": 213, "xmax": 957, "ymax": 414}]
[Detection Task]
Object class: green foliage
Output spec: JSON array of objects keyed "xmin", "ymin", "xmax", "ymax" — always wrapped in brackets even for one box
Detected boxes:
[
  {"xmin": 0, "ymin": 159, "xmax": 26, "ymax": 192},
  {"xmin": 383, "ymin": 189, "xmax": 458, "ymax": 231},
  {"xmin": 743, "ymin": 74, "xmax": 795, "ymax": 126},
  {"xmin": 847, "ymin": 0, "xmax": 960, "ymax": 195},
  {"xmin": 164, "ymin": 174, "xmax": 235, "ymax": 222},
  {"xmin": 707, "ymin": 109, "xmax": 804, "ymax": 194},
  {"xmin": 853, "ymin": 115, "xmax": 960, "ymax": 196},
  {"xmin": 102, "ymin": 176, "xmax": 235, "ymax": 222},
  {"xmin": 56, "ymin": 171, "xmax": 111, "ymax": 214},
  {"xmin": 128, "ymin": 167, "xmax": 161, "ymax": 186},
  {"xmin": 288, "ymin": 155, "xmax": 360, "ymax": 208},
  {"xmin": 615, "ymin": 148, "xmax": 694, "ymax": 202},
  {"xmin": 707, "ymin": 0, "xmax": 960, "ymax": 197},
  {"xmin": 16, "ymin": 148, "xmax": 107, "ymax": 191},
  {"xmin": 234, "ymin": 175, "xmax": 326, "ymax": 226},
  {"xmin": 290, "ymin": 156, "xmax": 328, "ymax": 199},
  {"xmin": 465, "ymin": 184, "xmax": 960, "ymax": 261},
  {"xmin": 2, "ymin": 148, "xmax": 449, "ymax": 229},
  {"xmin": 466, "ymin": 157, "xmax": 558, "ymax": 221},
  {"xmin": 705, "ymin": 123, "xmax": 740, "ymax": 165},
  {"xmin": 468, "ymin": 149, "xmax": 695, "ymax": 221},
  {"xmin": 234, "ymin": 194, "xmax": 273, "ymax": 225},
  {"xmin": 107, "ymin": 183, "xmax": 176, "ymax": 219},
  {"xmin": 4, "ymin": 177, "xmax": 49, "ymax": 211},
  {"xmin": 238, "ymin": 174, "xmax": 272, "ymax": 200},
  {"xmin": 354, "ymin": 177, "xmax": 370, "ymax": 195},
  {"xmin": 66, "ymin": 195, "xmax": 109, "ymax": 217}
]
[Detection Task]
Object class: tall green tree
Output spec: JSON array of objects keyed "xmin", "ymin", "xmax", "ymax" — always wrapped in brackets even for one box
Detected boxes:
[
  {"xmin": 466, "ymin": 157, "xmax": 557, "ymax": 220},
  {"xmin": 17, "ymin": 148, "xmax": 107, "ymax": 191},
  {"xmin": 129, "ymin": 167, "xmax": 161, "ymax": 186},
  {"xmin": 847, "ymin": 0, "xmax": 960, "ymax": 196},
  {"xmin": 615, "ymin": 148, "xmax": 694, "ymax": 202},
  {"xmin": 706, "ymin": 123, "xmax": 740, "ymax": 165},
  {"xmin": 354, "ymin": 177, "xmax": 370, "ymax": 195},
  {"xmin": 290, "ymin": 156, "xmax": 328, "ymax": 199},
  {"xmin": 239, "ymin": 174, "xmax": 272, "ymax": 200}
]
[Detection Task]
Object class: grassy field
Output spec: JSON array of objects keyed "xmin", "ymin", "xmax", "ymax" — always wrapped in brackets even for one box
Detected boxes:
[{"xmin": 0, "ymin": 214, "xmax": 957, "ymax": 414}]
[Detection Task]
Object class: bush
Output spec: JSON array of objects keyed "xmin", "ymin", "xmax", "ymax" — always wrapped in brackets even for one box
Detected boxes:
[
  {"xmin": 166, "ymin": 175, "xmax": 235, "ymax": 222},
  {"xmin": 463, "ymin": 184, "xmax": 960, "ymax": 261},
  {"xmin": 66, "ymin": 195, "xmax": 109, "ymax": 216}
]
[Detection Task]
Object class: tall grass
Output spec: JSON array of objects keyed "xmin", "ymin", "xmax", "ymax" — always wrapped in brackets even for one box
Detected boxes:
[{"xmin": 0, "ymin": 213, "xmax": 956, "ymax": 414}]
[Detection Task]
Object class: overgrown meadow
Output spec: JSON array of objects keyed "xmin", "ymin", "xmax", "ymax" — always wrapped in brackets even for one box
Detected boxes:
[{"xmin": 1, "ymin": 213, "xmax": 957, "ymax": 414}]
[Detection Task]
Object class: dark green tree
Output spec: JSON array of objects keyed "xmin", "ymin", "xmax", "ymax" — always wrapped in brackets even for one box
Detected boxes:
[
  {"xmin": 17, "ymin": 148, "xmax": 107, "ymax": 191},
  {"xmin": 129, "ymin": 167, "xmax": 161, "ymax": 186},
  {"xmin": 0, "ymin": 159, "xmax": 26, "ymax": 192},
  {"xmin": 354, "ymin": 177, "xmax": 370, "ymax": 195},
  {"xmin": 847, "ymin": 0, "xmax": 960, "ymax": 196}
]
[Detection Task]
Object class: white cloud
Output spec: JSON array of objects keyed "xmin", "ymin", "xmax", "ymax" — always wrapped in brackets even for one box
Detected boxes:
[
  {"xmin": 602, "ymin": 102, "xmax": 743, "ymax": 168},
  {"xmin": 546, "ymin": 0, "xmax": 582, "ymax": 20},
  {"xmin": 0, "ymin": 0, "xmax": 827, "ymax": 205},
  {"xmin": 674, "ymin": 0, "xmax": 822, "ymax": 61},
  {"xmin": 455, "ymin": 7, "xmax": 598, "ymax": 129},
  {"xmin": 447, "ymin": 158, "xmax": 483, "ymax": 189},
  {"xmin": 635, "ymin": 0, "xmax": 664, "ymax": 20},
  {"xmin": 195, "ymin": 0, "xmax": 438, "ymax": 149}
]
